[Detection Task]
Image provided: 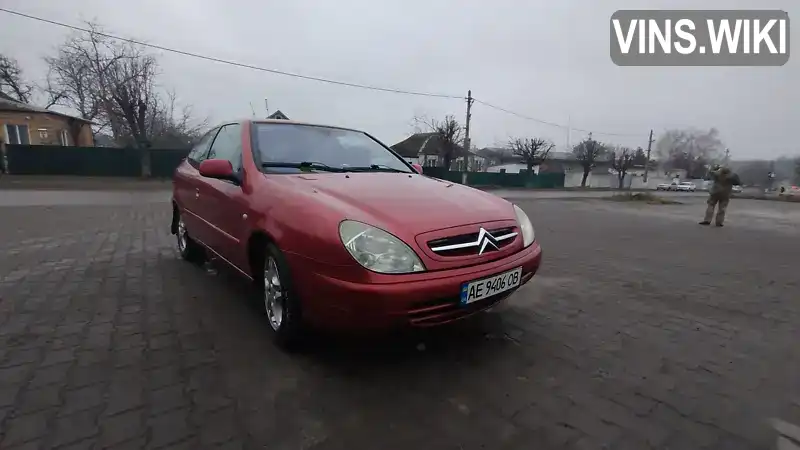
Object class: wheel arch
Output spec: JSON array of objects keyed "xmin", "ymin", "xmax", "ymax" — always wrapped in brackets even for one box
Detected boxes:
[
  {"xmin": 171, "ymin": 200, "xmax": 179, "ymax": 235},
  {"xmin": 247, "ymin": 230, "xmax": 276, "ymax": 278}
]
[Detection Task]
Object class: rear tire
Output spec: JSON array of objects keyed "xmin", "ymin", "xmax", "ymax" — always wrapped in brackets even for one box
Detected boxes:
[
  {"xmin": 175, "ymin": 209, "xmax": 206, "ymax": 264},
  {"xmin": 253, "ymin": 242, "xmax": 305, "ymax": 350}
]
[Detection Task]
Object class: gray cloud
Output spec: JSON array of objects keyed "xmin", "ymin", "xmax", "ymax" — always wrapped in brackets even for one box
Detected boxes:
[{"xmin": 1, "ymin": 0, "xmax": 796, "ymax": 158}]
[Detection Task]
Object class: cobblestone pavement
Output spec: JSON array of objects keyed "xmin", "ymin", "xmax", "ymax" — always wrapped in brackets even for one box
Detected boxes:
[{"xmin": 0, "ymin": 190, "xmax": 798, "ymax": 449}]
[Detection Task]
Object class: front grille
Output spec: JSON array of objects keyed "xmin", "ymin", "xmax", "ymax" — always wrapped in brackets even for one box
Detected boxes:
[
  {"xmin": 407, "ymin": 292, "xmax": 514, "ymax": 327},
  {"xmin": 428, "ymin": 227, "xmax": 516, "ymax": 257}
]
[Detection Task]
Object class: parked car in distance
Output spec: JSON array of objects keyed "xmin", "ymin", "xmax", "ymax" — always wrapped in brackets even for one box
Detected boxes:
[
  {"xmin": 779, "ymin": 185, "xmax": 800, "ymax": 196},
  {"xmin": 171, "ymin": 119, "xmax": 543, "ymax": 348},
  {"xmin": 732, "ymin": 185, "xmax": 743, "ymax": 194},
  {"xmin": 656, "ymin": 182, "xmax": 676, "ymax": 191},
  {"xmin": 676, "ymin": 181, "xmax": 696, "ymax": 192}
]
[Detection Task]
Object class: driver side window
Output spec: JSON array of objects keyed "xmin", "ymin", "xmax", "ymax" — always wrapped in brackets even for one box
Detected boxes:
[
  {"xmin": 187, "ymin": 128, "xmax": 219, "ymax": 168},
  {"xmin": 207, "ymin": 124, "xmax": 243, "ymax": 173}
]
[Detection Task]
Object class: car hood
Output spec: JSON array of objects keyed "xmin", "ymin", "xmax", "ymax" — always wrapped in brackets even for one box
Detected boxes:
[{"xmin": 283, "ymin": 173, "xmax": 516, "ymax": 235}]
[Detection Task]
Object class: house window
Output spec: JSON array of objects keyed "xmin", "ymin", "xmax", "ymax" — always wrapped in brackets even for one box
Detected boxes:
[
  {"xmin": 4, "ymin": 124, "xmax": 30, "ymax": 145},
  {"xmin": 59, "ymin": 130, "xmax": 70, "ymax": 146},
  {"xmin": 38, "ymin": 128, "xmax": 49, "ymax": 140}
]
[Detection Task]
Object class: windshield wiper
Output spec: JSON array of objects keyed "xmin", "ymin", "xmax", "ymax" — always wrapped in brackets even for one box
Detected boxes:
[
  {"xmin": 261, "ymin": 161, "xmax": 345, "ymax": 172},
  {"xmin": 347, "ymin": 164, "xmax": 409, "ymax": 173}
]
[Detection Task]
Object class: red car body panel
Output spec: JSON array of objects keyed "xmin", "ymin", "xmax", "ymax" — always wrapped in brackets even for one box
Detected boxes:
[
  {"xmin": 288, "ymin": 243, "xmax": 541, "ymax": 330},
  {"xmin": 172, "ymin": 119, "xmax": 542, "ymax": 331}
]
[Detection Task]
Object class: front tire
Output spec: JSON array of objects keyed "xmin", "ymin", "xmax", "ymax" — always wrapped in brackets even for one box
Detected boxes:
[
  {"xmin": 175, "ymin": 210, "xmax": 206, "ymax": 264},
  {"xmin": 255, "ymin": 243, "xmax": 305, "ymax": 350}
]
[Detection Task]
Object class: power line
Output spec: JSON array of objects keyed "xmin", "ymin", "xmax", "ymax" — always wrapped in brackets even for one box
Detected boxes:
[
  {"xmin": 473, "ymin": 99, "xmax": 642, "ymax": 137},
  {"xmin": 1, "ymin": 7, "xmax": 644, "ymax": 138},
  {"xmin": 0, "ymin": 7, "xmax": 463, "ymax": 100}
]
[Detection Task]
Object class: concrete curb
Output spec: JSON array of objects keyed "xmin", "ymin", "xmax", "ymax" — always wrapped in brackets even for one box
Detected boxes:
[
  {"xmin": 0, "ymin": 176, "xmax": 172, "ymax": 191},
  {"xmin": 772, "ymin": 419, "xmax": 800, "ymax": 450}
]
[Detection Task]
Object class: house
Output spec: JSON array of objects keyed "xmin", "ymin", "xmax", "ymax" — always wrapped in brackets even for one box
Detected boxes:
[
  {"xmin": 391, "ymin": 132, "xmax": 486, "ymax": 171},
  {"xmin": 485, "ymin": 150, "xmax": 608, "ymax": 173},
  {"xmin": 267, "ymin": 110, "xmax": 289, "ymax": 120},
  {"xmin": 0, "ymin": 93, "xmax": 94, "ymax": 146},
  {"xmin": 483, "ymin": 149, "xmax": 618, "ymax": 186}
]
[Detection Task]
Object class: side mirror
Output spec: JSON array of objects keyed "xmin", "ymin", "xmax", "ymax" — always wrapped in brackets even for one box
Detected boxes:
[
  {"xmin": 411, "ymin": 163, "xmax": 423, "ymax": 174},
  {"xmin": 199, "ymin": 159, "xmax": 237, "ymax": 182}
]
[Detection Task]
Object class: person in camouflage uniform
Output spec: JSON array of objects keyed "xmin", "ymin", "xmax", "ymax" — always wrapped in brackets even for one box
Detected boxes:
[{"xmin": 700, "ymin": 165, "xmax": 741, "ymax": 227}]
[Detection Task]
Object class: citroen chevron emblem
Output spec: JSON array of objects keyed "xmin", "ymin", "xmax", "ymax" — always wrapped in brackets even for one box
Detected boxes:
[
  {"xmin": 476, "ymin": 228, "xmax": 499, "ymax": 255},
  {"xmin": 429, "ymin": 227, "xmax": 518, "ymax": 255}
]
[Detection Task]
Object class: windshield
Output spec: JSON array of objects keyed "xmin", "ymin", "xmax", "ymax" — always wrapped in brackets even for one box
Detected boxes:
[{"xmin": 253, "ymin": 123, "xmax": 413, "ymax": 174}]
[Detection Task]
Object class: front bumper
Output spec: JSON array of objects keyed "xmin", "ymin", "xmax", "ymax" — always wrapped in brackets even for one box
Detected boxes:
[{"xmin": 287, "ymin": 242, "xmax": 542, "ymax": 331}]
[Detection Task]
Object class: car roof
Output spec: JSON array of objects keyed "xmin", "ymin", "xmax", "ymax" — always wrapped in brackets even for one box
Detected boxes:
[{"xmin": 247, "ymin": 119, "xmax": 364, "ymax": 134}]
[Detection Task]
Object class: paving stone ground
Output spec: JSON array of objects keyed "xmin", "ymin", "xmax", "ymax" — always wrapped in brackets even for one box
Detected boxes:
[{"xmin": 0, "ymin": 188, "xmax": 798, "ymax": 449}]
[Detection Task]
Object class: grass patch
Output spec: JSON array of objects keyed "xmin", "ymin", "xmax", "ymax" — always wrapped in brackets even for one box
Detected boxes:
[{"xmin": 606, "ymin": 192, "xmax": 683, "ymax": 205}]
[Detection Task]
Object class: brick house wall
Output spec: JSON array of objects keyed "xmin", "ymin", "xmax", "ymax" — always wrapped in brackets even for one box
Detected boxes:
[{"xmin": 0, "ymin": 111, "xmax": 93, "ymax": 146}]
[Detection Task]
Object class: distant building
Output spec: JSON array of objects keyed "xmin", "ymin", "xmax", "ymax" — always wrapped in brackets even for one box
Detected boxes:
[
  {"xmin": 391, "ymin": 132, "xmax": 486, "ymax": 171},
  {"xmin": 484, "ymin": 150, "xmax": 611, "ymax": 175},
  {"xmin": 267, "ymin": 110, "xmax": 289, "ymax": 120},
  {"xmin": 0, "ymin": 92, "xmax": 94, "ymax": 146}
]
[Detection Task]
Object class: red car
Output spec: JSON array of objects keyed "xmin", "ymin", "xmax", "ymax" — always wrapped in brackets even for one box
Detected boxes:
[{"xmin": 171, "ymin": 119, "xmax": 542, "ymax": 348}]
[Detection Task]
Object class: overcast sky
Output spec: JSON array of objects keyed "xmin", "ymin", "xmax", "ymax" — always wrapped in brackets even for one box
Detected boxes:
[{"xmin": 1, "ymin": 0, "xmax": 796, "ymax": 159}]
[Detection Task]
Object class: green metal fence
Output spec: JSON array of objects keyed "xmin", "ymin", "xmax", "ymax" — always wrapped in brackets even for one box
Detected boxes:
[
  {"xmin": 5, "ymin": 145, "xmax": 188, "ymax": 177},
  {"xmin": 4, "ymin": 146, "xmax": 565, "ymax": 188},
  {"xmin": 150, "ymin": 149, "xmax": 190, "ymax": 178},
  {"xmin": 422, "ymin": 167, "xmax": 565, "ymax": 188}
]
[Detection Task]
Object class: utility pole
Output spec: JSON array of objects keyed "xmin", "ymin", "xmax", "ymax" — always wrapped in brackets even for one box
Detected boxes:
[
  {"xmin": 566, "ymin": 115, "xmax": 571, "ymax": 150},
  {"xmin": 264, "ymin": 99, "xmax": 269, "ymax": 118},
  {"xmin": 643, "ymin": 129, "xmax": 654, "ymax": 183},
  {"xmin": 463, "ymin": 90, "xmax": 474, "ymax": 152}
]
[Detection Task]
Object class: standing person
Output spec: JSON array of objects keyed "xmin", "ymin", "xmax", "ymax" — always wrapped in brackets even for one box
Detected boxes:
[{"xmin": 700, "ymin": 165, "xmax": 741, "ymax": 227}]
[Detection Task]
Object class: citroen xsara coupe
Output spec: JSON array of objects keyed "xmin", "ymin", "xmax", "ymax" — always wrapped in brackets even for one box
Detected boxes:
[{"xmin": 171, "ymin": 119, "xmax": 542, "ymax": 348}]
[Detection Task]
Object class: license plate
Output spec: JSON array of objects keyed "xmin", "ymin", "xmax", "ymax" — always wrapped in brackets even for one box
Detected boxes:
[{"xmin": 460, "ymin": 267, "xmax": 523, "ymax": 305}]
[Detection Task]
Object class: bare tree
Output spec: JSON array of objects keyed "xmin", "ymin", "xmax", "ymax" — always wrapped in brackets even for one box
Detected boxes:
[
  {"xmin": 0, "ymin": 54, "xmax": 34, "ymax": 103},
  {"xmin": 632, "ymin": 147, "xmax": 648, "ymax": 166},
  {"xmin": 413, "ymin": 115, "xmax": 463, "ymax": 169},
  {"xmin": 611, "ymin": 147, "xmax": 634, "ymax": 189},
  {"xmin": 45, "ymin": 22, "xmax": 151, "ymax": 140},
  {"xmin": 572, "ymin": 135, "xmax": 608, "ymax": 187},
  {"xmin": 44, "ymin": 21, "xmax": 206, "ymax": 152},
  {"xmin": 147, "ymin": 91, "xmax": 208, "ymax": 148},
  {"xmin": 656, "ymin": 128, "xmax": 724, "ymax": 178},
  {"xmin": 507, "ymin": 137, "xmax": 554, "ymax": 176},
  {"xmin": 43, "ymin": 31, "xmax": 105, "ymax": 122},
  {"xmin": 735, "ymin": 160, "xmax": 771, "ymax": 186}
]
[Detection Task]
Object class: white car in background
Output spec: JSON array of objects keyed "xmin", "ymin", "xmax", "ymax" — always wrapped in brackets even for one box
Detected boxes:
[
  {"xmin": 732, "ymin": 185, "xmax": 743, "ymax": 194},
  {"xmin": 676, "ymin": 182, "xmax": 696, "ymax": 192},
  {"xmin": 656, "ymin": 181, "xmax": 678, "ymax": 191}
]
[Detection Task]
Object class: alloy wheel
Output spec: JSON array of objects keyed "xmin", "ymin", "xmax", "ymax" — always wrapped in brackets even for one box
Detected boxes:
[{"xmin": 264, "ymin": 257, "xmax": 284, "ymax": 331}]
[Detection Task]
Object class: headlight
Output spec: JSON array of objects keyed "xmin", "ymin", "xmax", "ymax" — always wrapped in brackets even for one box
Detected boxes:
[
  {"xmin": 339, "ymin": 220, "xmax": 425, "ymax": 274},
  {"xmin": 513, "ymin": 204, "xmax": 535, "ymax": 247}
]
